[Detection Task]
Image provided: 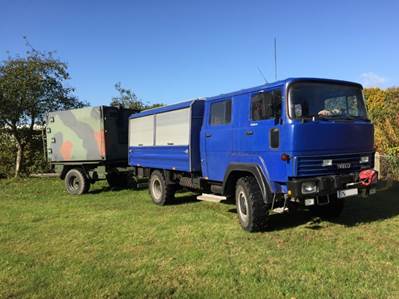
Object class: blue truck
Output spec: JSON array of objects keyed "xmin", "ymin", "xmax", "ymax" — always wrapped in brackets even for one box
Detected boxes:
[{"xmin": 127, "ymin": 77, "xmax": 378, "ymax": 231}]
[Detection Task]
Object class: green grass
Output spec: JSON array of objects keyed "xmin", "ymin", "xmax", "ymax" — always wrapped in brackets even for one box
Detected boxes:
[{"xmin": 0, "ymin": 178, "xmax": 398, "ymax": 298}]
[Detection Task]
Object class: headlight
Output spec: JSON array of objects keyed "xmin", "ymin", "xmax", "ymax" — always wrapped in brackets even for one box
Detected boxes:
[
  {"xmin": 302, "ymin": 182, "xmax": 317, "ymax": 194},
  {"xmin": 360, "ymin": 156, "xmax": 369, "ymax": 164}
]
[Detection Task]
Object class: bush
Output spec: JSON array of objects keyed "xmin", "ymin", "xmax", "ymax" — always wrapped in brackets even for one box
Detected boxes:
[
  {"xmin": 0, "ymin": 130, "xmax": 16, "ymax": 178},
  {"xmin": 364, "ymin": 88, "xmax": 399, "ymax": 179},
  {"xmin": 0, "ymin": 129, "xmax": 49, "ymax": 178},
  {"xmin": 364, "ymin": 88, "xmax": 399, "ymax": 155}
]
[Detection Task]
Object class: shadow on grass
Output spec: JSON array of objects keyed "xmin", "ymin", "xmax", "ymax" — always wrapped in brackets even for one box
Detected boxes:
[
  {"xmin": 332, "ymin": 181, "xmax": 399, "ymax": 227},
  {"xmin": 172, "ymin": 194, "xmax": 200, "ymax": 205},
  {"xmin": 89, "ymin": 186, "xmax": 112, "ymax": 194},
  {"xmin": 88, "ymin": 186, "xmax": 129, "ymax": 194},
  {"xmin": 88, "ymin": 183, "xmax": 149, "ymax": 194},
  {"xmin": 86, "ymin": 184, "xmax": 201, "ymax": 206},
  {"xmin": 279, "ymin": 181, "xmax": 399, "ymax": 231}
]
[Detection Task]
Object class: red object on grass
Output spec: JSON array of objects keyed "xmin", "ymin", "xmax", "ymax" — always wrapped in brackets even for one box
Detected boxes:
[{"xmin": 359, "ymin": 169, "xmax": 378, "ymax": 186}]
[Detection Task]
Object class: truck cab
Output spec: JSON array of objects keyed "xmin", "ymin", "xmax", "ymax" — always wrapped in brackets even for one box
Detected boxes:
[{"xmin": 129, "ymin": 78, "xmax": 377, "ymax": 231}]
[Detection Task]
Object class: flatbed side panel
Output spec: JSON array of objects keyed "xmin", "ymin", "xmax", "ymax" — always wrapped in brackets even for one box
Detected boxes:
[
  {"xmin": 129, "ymin": 146, "xmax": 190, "ymax": 172},
  {"xmin": 47, "ymin": 107, "xmax": 104, "ymax": 162}
]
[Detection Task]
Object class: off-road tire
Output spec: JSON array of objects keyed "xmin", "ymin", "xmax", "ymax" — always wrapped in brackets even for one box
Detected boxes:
[
  {"xmin": 65, "ymin": 168, "xmax": 90, "ymax": 195},
  {"xmin": 235, "ymin": 176, "xmax": 269, "ymax": 232},
  {"xmin": 311, "ymin": 195, "xmax": 344, "ymax": 219},
  {"xmin": 149, "ymin": 170, "xmax": 176, "ymax": 205}
]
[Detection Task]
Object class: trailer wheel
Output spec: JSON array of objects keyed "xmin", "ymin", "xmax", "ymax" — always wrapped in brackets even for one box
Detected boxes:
[
  {"xmin": 311, "ymin": 195, "xmax": 344, "ymax": 219},
  {"xmin": 149, "ymin": 170, "xmax": 176, "ymax": 205},
  {"xmin": 235, "ymin": 176, "xmax": 269, "ymax": 232},
  {"xmin": 65, "ymin": 168, "xmax": 90, "ymax": 195}
]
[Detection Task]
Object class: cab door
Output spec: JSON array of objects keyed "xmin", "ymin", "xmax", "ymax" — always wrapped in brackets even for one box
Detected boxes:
[
  {"xmin": 237, "ymin": 88, "xmax": 285, "ymax": 181},
  {"xmin": 202, "ymin": 98, "xmax": 233, "ymax": 181}
]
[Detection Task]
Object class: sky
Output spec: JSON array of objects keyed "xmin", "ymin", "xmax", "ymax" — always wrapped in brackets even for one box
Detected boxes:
[{"xmin": 1, "ymin": 0, "xmax": 398, "ymax": 106}]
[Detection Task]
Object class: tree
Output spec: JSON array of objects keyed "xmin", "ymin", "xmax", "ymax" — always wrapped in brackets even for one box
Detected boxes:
[
  {"xmin": 110, "ymin": 82, "xmax": 163, "ymax": 112},
  {"xmin": 0, "ymin": 45, "xmax": 87, "ymax": 177}
]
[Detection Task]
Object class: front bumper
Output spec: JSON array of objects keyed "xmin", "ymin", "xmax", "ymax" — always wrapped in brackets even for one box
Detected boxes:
[{"xmin": 287, "ymin": 173, "xmax": 376, "ymax": 199}]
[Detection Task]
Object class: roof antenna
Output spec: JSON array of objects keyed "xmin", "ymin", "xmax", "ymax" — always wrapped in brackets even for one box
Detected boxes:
[
  {"xmin": 274, "ymin": 37, "xmax": 278, "ymax": 81},
  {"xmin": 257, "ymin": 66, "xmax": 268, "ymax": 84}
]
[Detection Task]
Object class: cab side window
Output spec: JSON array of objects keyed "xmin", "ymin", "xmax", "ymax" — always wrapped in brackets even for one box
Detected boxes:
[
  {"xmin": 209, "ymin": 99, "xmax": 232, "ymax": 125},
  {"xmin": 251, "ymin": 89, "xmax": 282, "ymax": 121}
]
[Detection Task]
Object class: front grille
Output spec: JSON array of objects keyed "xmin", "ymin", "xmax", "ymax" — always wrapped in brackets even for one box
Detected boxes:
[{"xmin": 295, "ymin": 153, "xmax": 373, "ymax": 177}]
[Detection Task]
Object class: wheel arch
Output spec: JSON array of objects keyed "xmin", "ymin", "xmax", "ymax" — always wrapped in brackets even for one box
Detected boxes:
[
  {"xmin": 60, "ymin": 165, "xmax": 73, "ymax": 179},
  {"xmin": 60, "ymin": 165, "xmax": 91, "ymax": 180},
  {"xmin": 222, "ymin": 164, "xmax": 272, "ymax": 204},
  {"xmin": 148, "ymin": 168, "xmax": 176, "ymax": 185}
]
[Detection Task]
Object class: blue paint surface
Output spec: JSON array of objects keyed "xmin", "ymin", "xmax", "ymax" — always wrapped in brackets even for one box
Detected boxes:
[{"xmin": 129, "ymin": 146, "xmax": 190, "ymax": 172}]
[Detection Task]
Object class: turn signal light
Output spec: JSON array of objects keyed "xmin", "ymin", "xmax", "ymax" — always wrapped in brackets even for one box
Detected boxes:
[{"xmin": 281, "ymin": 153, "xmax": 290, "ymax": 161}]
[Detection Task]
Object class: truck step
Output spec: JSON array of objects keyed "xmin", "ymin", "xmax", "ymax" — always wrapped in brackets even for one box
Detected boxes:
[
  {"xmin": 197, "ymin": 193, "xmax": 226, "ymax": 203},
  {"xmin": 269, "ymin": 207, "xmax": 289, "ymax": 215}
]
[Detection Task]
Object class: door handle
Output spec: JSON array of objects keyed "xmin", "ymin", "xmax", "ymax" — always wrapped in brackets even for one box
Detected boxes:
[
  {"xmin": 245, "ymin": 130, "xmax": 254, "ymax": 136},
  {"xmin": 205, "ymin": 133, "xmax": 212, "ymax": 138}
]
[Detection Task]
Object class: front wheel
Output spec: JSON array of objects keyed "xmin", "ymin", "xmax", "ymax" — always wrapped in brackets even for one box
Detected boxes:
[
  {"xmin": 235, "ymin": 176, "xmax": 269, "ymax": 232},
  {"xmin": 64, "ymin": 168, "xmax": 90, "ymax": 195}
]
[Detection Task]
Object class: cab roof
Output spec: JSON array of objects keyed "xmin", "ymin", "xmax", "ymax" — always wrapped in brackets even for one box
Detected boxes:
[{"xmin": 129, "ymin": 77, "xmax": 363, "ymax": 119}]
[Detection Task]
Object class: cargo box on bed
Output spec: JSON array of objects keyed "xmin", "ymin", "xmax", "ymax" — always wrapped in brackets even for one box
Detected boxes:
[{"xmin": 128, "ymin": 99, "xmax": 204, "ymax": 172}]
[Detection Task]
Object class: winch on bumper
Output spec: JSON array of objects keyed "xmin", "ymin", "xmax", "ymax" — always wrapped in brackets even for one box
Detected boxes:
[{"xmin": 287, "ymin": 170, "xmax": 377, "ymax": 204}]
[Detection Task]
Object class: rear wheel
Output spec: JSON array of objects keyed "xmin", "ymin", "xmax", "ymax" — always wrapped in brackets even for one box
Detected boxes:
[
  {"xmin": 149, "ymin": 170, "xmax": 176, "ymax": 205},
  {"xmin": 235, "ymin": 176, "xmax": 269, "ymax": 232},
  {"xmin": 311, "ymin": 195, "xmax": 344, "ymax": 219},
  {"xmin": 65, "ymin": 168, "xmax": 90, "ymax": 195}
]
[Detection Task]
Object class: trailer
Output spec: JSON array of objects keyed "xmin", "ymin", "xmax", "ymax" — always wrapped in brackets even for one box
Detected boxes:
[{"xmin": 46, "ymin": 106, "xmax": 134, "ymax": 194}]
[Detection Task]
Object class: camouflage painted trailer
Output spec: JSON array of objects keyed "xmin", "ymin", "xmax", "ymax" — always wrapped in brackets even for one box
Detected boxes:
[{"xmin": 46, "ymin": 106, "xmax": 135, "ymax": 194}]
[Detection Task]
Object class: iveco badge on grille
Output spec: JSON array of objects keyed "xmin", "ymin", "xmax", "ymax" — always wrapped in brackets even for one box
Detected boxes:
[{"xmin": 337, "ymin": 163, "xmax": 351, "ymax": 169}]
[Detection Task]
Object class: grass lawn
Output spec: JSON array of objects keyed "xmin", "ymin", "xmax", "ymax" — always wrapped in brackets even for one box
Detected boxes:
[{"xmin": 0, "ymin": 178, "xmax": 398, "ymax": 298}]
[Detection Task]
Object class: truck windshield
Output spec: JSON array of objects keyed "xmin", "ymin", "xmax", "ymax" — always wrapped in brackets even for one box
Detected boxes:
[{"xmin": 288, "ymin": 82, "xmax": 368, "ymax": 120}]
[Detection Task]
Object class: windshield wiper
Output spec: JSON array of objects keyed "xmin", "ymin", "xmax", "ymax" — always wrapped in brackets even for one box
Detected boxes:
[
  {"xmin": 312, "ymin": 115, "xmax": 336, "ymax": 121},
  {"xmin": 297, "ymin": 115, "xmax": 369, "ymax": 122},
  {"xmin": 314, "ymin": 115, "xmax": 370, "ymax": 122},
  {"xmin": 335, "ymin": 115, "xmax": 370, "ymax": 121}
]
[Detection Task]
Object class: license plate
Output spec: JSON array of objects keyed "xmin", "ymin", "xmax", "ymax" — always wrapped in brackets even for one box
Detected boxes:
[
  {"xmin": 305, "ymin": 198, "xmax": 315, "ymax": 206},
  {"xmin": 337, "ymin": 188, "xmax": 358, "ymax": 198}
]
